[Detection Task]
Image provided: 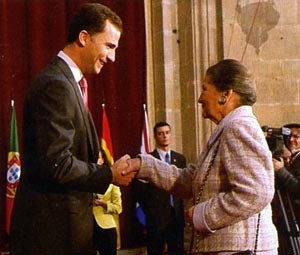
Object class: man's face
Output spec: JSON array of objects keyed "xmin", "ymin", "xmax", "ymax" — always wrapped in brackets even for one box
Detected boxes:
[
  {"xmin": 155, "ymin": 125, "xmax": 171, "ymax": 148},
  {"xmin": 83, "ymin": 20, "xmax": 121, "ymax": 74},
  {"xmin": 286, "ymin": 127, "xmax": 300, "ymax": 152}
]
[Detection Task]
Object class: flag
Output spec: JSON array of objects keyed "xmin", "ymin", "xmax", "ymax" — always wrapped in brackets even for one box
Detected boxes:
[
  {"xmin": 100, "ymin": 104, "xmax": 122, "ymax": 249},
  {"xmin": 101, "ymin": 104, "xmax": 114, "ymax": 165},
  {"xmin": 6, "ymin": 100, "xmax": 21, "ymax": 235},
  {"xmin": 140, "ymin": 104, "xmax": 151, "ymax": 154},
  {"xmin": 136, "ymin": 104, "xmax": 151, "ymax": 226}
]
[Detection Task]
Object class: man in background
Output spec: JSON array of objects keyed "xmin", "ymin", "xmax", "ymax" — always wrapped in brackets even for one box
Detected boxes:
[
  {"xmin": 272, "ymin": 123, "xmax": 300, "ymax": 254},
  {"xmin": 10, "ymin": 3, "xmax": 134, "ymax": 255},
  {"xmin": 135, "ymin": 122, "xmax": 186, "ymax": 255}
]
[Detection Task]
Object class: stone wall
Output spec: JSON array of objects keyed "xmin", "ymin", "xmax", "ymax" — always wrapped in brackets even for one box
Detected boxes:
[{"xmin": 222, "ymin": 0, "xmax": 300, "ymax": 127}]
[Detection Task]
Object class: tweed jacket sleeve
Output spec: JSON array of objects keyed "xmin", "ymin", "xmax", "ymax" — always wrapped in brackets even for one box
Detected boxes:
[{"xmin": 137, "ymin": 154, "xmax": 196, "ymax": 199}]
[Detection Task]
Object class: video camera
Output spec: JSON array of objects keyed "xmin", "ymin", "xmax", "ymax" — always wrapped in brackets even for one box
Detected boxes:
[{"xmin": 262, "ymin": 126, "xmax": 291, "ymax": 159}]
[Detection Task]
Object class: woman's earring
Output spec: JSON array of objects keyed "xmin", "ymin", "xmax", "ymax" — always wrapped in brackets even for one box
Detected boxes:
[{"xmin": 218, "ymin": 96, "xmax": 226, "ymax": 104}]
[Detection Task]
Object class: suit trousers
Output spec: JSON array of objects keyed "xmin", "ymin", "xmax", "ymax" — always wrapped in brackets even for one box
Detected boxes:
[{"xmin": 147, "ymin": 208, "xmax": 184, "ymax": 255}]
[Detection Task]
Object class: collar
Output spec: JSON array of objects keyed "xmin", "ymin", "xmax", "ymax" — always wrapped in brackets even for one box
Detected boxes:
[
  {"xmin": 156, "ymin": 148, "xmax": 171, "ymax": 161},
  {"xmin": 57, "ymin": 50, "xmax": 83, "ymax": 83},
  {"xmin": 206, "ymin": 105, "xmax": 254, "ymax": 149}
]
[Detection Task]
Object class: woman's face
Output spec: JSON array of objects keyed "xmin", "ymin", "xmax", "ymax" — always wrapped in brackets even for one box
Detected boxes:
[{"xmin": 198, "ymin": 75, "xmax": 223, "ymax": 124}]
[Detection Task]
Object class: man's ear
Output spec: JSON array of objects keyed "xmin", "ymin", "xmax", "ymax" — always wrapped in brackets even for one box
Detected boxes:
[{"xmin": 78, "ymin": 30, "xmax": 89, "ymax": 47}]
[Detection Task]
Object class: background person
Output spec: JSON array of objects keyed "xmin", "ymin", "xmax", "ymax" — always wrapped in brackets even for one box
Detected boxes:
[
  {"xmin": 272, "ymin": 123, "xmax": 300, "ymax": 200},
  {"xmin": 10, "ymin": 4, "xmax": 134, "ymax": 255},
  {"xmin": 272, "ymin": 123, "xmax": 300, "ymax": 254},
  {"xmin": 93, "ymin": 148, "xmax": 122, "ymax": 255},
  {"xmin": 134, "ymin": 122, "xmax": 186, "ymax": 255},
  {"xmin": 125, "ymin": 59, "xmax": 278, "ymax": 254}
]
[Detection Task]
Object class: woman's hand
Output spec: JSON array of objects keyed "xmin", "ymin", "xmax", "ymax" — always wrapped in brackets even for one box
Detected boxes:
[
  {"xmin": 185, "ymin": 206, "xmax": 195, "ymax": 226},
  {"xmin": 93, "ymin": 197, "xmax": 107, "ymax": 210}
]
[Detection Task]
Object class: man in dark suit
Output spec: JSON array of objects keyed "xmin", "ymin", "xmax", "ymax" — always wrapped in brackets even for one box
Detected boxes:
[
  {"xmin": 136, "ymin": 122, "xmax": 186, "ymax": 255},
  {"xmin": 10, "ymin": 4, "xmax": 135, "ymax": 255}
]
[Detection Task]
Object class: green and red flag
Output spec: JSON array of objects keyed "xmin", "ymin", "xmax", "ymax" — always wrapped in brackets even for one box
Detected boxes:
[{"xmin": 6, "ymin": 100, "xmax": 21, "ymax": 235}]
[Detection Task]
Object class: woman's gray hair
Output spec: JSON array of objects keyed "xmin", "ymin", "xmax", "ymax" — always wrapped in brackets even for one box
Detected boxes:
[{"xmin": 206, "ymin": 59, "xmax": 256, "ymax": 106}]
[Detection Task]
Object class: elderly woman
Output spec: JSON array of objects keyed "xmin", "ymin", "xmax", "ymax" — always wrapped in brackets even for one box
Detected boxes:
[{"xmin": 125, "ymin": 59, "xmax": 278, "ymax": 254}]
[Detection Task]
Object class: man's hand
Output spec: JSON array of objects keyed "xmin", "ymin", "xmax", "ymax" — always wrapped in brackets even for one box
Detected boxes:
[
  {"xmin": 121, "ymin": 158, "xmax": 141, "ymax": 176},
  {"xmin": 272, "ymin": 157, "xmax": 284, "ymax": 172},
  {"xmin": 111, "ymin": 154, "xmax": 136, "ymax": 186}
]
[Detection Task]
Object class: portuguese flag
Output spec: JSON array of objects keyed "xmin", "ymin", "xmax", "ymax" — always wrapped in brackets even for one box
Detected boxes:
[{"xmin": 6, "ymin": 100, "xmax": 21, "ymax": 235}]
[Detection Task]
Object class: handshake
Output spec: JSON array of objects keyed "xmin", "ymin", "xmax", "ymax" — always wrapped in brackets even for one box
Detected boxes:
[{"xmin": 110, "ymin": 155, "xmax": 141, "ymax": 186}]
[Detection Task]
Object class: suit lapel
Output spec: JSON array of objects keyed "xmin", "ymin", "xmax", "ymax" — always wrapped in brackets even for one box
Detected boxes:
[
  {"xmin": 54, "ymin": 57, "xmax": 98, "ymax": 159},
  {"xmin": 170, "ymin": 151, "xmax": 175, "ymax": 164},
  {"xmin": 151, "ymin": 150, "xmax": 160, "ymax": 160}
]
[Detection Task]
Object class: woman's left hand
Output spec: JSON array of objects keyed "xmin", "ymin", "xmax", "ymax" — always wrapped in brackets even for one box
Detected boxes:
[
  {"xmin": 94, "ymin": 198, "xmax": 107, "ymax": 209},
  {"xmin": 185, "ymin": 206, "xmax": 195, "ymax": 226}
]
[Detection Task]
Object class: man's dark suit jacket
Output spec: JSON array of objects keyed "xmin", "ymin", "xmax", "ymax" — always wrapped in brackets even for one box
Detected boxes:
[
  {"xmin": 134, "ymin": 149, "xmax": 186, "ymax": 253},
  {"xmin": 10, "ymin": 56, "xmax": 112, "ymax": 255}
]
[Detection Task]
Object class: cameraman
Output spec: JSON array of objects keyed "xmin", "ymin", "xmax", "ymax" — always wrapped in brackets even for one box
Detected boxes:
[
  {"xmin": 272, "ymin": 123, "xmax": 300, "ymax": 254},
  {"xmin": 272, "ymin": 123, "xmax": 300, "ymax": 200}
]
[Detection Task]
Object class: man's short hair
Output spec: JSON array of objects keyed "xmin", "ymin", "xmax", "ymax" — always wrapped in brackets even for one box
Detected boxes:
[
  {"xmin": 67, "ymin": 3, "xmax": 122, "ymax": 44},
  {"xmin": 284, "ymin": 123, "xmax": 300, "ymax": 129},
  {"xmin": 153, "ymin": 122, "xmax": 171, "ymax": 135}
]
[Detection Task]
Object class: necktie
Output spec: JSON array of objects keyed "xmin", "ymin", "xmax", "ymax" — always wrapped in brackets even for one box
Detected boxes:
[
  {"xmin": 165, "ymin": 153, "xmax": 171, "ymax": 164},
  {"xmin": 79, "ymin": 77, "xmax": 88, "ymax": 112},
  {"xmin": 165, "ymin": 153, "xmax": 174, "ymax": 207}
]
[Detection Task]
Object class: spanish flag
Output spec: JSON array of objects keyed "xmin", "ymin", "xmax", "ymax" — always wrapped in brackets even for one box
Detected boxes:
[
  {"xmin": 101, "ymin": 104, "xmax": 114, "ymax": 165},
  {"xmin": 100, "ymin": 104, "xmax": 121, "ymax": 249},
  {"xmin": 6, "ymin": 100, "xmax": 21, "ymax": 235}
]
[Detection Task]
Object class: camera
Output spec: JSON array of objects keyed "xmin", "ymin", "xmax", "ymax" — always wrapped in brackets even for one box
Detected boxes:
[{"xmin": 262, "ymin": 126, "xmax": 291, "ymax": 159}]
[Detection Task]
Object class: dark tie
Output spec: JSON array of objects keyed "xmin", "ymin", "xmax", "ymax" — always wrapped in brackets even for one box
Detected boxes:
[
  {"xmin": 79, "ymin": 77, "xmax": 88, "ymax": 112},
  {"xmin": 165, "ymin": 153, "xmax": 171, "ymax": 164},
  {"xmin": 165, "ymin": 153, "xmax": 174, "ymax": 207}
]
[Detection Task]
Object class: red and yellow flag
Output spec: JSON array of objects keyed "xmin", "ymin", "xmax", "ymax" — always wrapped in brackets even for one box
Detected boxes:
[
  {"xmin": 6, "ymin": 100, "xmax": 21, "ymax": 235},
  {"xmin": 100, "ymin": 104, "xmax": 114, "ymax": 165},
  {"xmin": 100, "ymin": 104, "xmax": 123, "ymax": 249}
]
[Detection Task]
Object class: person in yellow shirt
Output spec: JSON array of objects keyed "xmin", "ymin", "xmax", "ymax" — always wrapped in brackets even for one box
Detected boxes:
[{"xmin": 93, "ymin": 148, "xmax": 122, "ymax": 255}]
